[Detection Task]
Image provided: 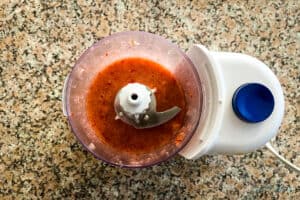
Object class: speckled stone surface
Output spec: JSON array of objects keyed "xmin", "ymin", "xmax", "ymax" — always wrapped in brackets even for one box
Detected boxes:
[{"xmin": 0, "ymin": 0, "xmax": 299, "ymax": 199}]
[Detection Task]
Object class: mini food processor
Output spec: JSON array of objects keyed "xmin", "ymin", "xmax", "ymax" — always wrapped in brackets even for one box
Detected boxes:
[{"xmin": 63, "ymin": 31, "xmax": 299, "ymax": 172}]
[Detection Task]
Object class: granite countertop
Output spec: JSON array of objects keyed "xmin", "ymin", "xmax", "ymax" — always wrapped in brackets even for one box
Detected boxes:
[{"xmin": 0, "ymin": 0, "xmax": 299, "ymax": 199}]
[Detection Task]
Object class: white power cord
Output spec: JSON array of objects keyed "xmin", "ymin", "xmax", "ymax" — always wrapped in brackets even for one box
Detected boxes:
[{"xmin": 265, "ymin": 142, "xmax": 300, "ymax": 174}]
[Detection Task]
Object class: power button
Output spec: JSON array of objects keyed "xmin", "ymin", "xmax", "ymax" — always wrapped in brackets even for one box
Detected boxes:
[{"xmin": 232, "ymin": 83, "xmax": 275, "ymax": 123}]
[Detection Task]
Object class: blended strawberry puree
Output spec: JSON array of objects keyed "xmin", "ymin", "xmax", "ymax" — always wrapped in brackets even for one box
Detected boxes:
[{"xmin": 86, "ymin": 57, "xmax": 186, "ymax": 155}]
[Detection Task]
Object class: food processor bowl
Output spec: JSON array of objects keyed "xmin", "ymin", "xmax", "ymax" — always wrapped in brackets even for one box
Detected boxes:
[{"xmin": 64, "ymin": 31, "xmax": 203, "ymax": 167}]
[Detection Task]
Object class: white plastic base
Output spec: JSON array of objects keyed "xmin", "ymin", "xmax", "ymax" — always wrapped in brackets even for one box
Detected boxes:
[{"xmin": 180, "ymin": 45, "xmax": 285, "ymax": 159}]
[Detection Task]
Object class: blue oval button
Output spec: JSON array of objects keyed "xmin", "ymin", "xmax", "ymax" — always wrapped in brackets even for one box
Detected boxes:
[{"xmin": 232, "ymin": 83, "xmax": 275, "ymax": 123}]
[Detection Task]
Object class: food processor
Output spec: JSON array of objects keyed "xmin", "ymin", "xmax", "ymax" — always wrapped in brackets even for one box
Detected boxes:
[{"xmin": 62, "ymin": 31, "xmax": 299, "ymax": 172}]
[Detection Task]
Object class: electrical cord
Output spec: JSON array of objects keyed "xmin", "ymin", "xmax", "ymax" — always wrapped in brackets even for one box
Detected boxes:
[{"xmin": 265, "ymin": 142, "xmax": 300, "ymax": 174}]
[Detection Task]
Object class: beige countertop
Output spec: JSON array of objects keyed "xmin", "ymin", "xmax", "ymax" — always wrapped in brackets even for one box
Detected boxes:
[{"xmin": 0, "ymin": 0, "xmax": 299, "ymax": 199}]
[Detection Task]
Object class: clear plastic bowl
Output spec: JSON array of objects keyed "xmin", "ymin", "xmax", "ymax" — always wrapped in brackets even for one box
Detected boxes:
[{"xmin": 64, "ymin": 31, "xmax": 203, "ymax": 168}]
